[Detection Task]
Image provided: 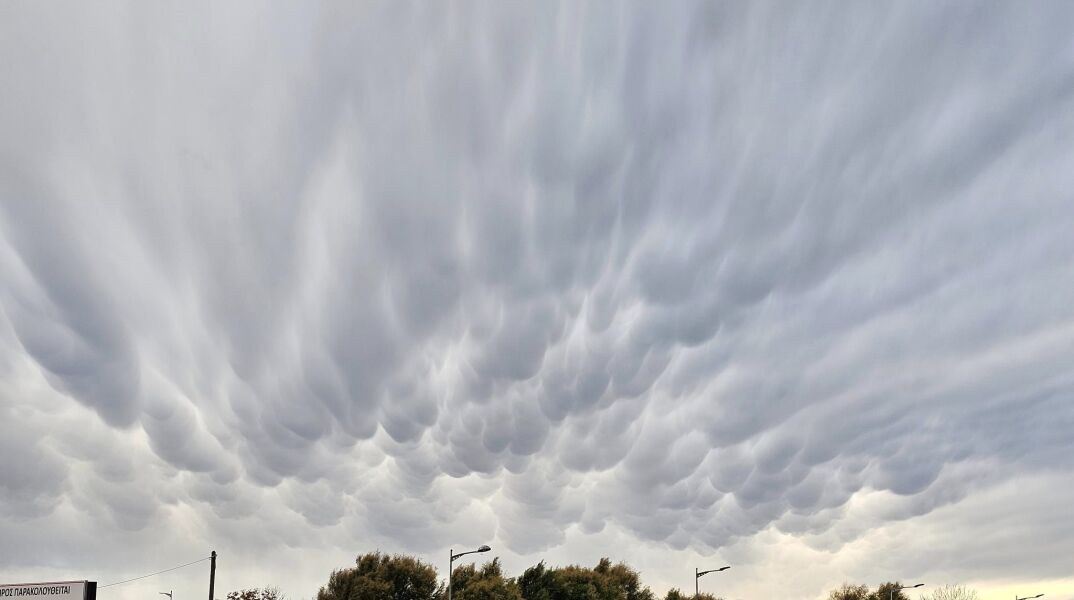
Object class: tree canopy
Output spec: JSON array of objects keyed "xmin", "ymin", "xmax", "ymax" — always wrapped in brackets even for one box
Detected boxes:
[
  {"xmin": 663, "ymin": 589, "xmax": 720, "ymax": 600},
  {"xmin": 924, "ymin": 586, "xmax": 978, "ymax": 600},
  {"xmin": 317, "ymin": 552, "xmax": 443, "ymax": 600},
  {"xmin": 228, "ymin": 588, "xmax": 284, "ymax": 600},
  {"xmin": 829, "ymin": 583, "xmax": 871, "ymax": 600},
  {"xmin": 451, "ymin": 558, "xmax": 522, "ymax": 600},
  {"xmin": 873, "ymin": 582, "xmax": 914, "ymax": 600},
  {"xmin": 310, "ymin": 552, "xmax": 974, "ymax": 600},
  {"xmin": 516, "ymin": 558, "xmax": 654, "ymax": 600},
  {"xmin": 828, "ymin": 582, "xmax": 933, "ymax": 600}
]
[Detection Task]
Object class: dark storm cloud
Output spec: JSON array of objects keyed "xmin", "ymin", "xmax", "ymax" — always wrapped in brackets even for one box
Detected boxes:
[{"xmin": 2, "ymin": 1, "xmax": 1074, "ymax": 597}]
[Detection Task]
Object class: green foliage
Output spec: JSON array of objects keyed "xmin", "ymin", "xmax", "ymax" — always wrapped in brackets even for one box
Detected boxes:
[
  {"xmin": 451, "ymin": 558, "xmax": 522, "ymax": 600},
  {"xmin": 826, "ymin": 582, "xmax": 929, "ymax": 600},
  {"xmin": 663, "ymin": 591, "xmax": 719, "ymax": 600},
  {"xmin": 228, "ymin": 589, "xmax": 284, "ymax": 600},
  {"xmin": 312, "ymin": 551, "xmax": 963, "ymax": 600},
  {"xmin": 317, "ymin": 552, "xmax": 443, "ymax": 600},
  {"xmin": 552, "ymin": 565, "xmax": 603, "ymax": 600},
  {"xmin": 516, "ymin": 558, "xmax": 654, "ymax": 600},
  {"xmin": 595, "ymin": 558, "xmax": 655, "ymax": 600},
  {"xmin": 518, "ymin": 562, "xmax": 554, "ymax": 600},
  {"xmin": 828, "ymin": 583, "xmax": 871, "ymax": 600},
  {"xmin": 872, "ymin": 583, "xmax": 913, "ymax": 600}
]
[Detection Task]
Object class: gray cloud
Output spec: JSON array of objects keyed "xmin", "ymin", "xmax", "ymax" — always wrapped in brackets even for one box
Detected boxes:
[{"xmin": 2, "ymin": 2, "xmax": 1074, "ymax": 600}]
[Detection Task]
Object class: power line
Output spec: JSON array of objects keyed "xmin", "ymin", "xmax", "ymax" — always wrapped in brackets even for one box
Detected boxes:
[{"xmin": 98, "ymin": 556, "xmax": 212, "ymax": 589}]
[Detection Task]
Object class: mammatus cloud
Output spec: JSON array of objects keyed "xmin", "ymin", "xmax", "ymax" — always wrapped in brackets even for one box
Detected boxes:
[{"xmin": 2, "ymin": 2, "xmax": 1074, "ymax": 600}]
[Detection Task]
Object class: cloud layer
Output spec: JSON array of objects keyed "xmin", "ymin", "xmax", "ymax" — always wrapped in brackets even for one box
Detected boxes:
[{"xmin": 2, "ymin": 3, "xmax": 1074, "ymax": 600}]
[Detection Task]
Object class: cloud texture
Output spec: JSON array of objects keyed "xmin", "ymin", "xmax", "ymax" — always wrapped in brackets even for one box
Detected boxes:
[{"xmin": 2, "ymin": 3, "xmax": 1074, "ymax": 600}]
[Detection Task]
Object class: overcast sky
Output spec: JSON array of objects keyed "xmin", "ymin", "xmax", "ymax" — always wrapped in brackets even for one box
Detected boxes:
[{"xmin": 2, "ymin": 3, "xmax": 1073, "ymax": 600}]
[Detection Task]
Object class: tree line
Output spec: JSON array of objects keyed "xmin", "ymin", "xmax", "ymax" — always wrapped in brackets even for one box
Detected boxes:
[{"xmin": 226, "ymin": 552, "xmax": 979, "ymax": 600}]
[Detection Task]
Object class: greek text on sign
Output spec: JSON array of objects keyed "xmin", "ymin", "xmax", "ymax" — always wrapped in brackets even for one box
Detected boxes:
[{"xmin": 0, "ymin": 582, "xmax": 96, "ymax": 600}]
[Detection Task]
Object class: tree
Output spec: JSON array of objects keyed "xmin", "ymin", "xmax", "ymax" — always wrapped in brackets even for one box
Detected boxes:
[
  {"xmin": 228, "ymin": 589, "xmax": 284, "ymax": 600},
  {"xmin": 545, "ymin": 565, "xmax": 601, "ymax": 600},
  {"xmin": 872, "ymin": 582, "xmax": 914, "ymax": 600},
  {"xmin": 924, "ymin": 586, "xmax": 977, "ymax": 600},
  {"xmin": 518, "ymin": 562, "xmax": 555, "ymax": 600},
  {"xmin": 517, "ymin": 559, "xmax": 655, "ymax": 600},
  {"xmin": 828, "ymin": 584, "xmax": 871, "ymax": 600},
  {"xmin": 318, "ymin": 552, "xmax": 443, "ymax": 600},
  {"xmin": 314, "ymin": 553, "xmax": 662, "ymax": 600},
  {"xmin": 664, "ymin": 591, "xmax": 719, "ymax": 600},
  {"xmin": 451, "ymin": 559, "xmax": 522, "ymax": 600},
  {"xmin": 592, "ymin": 559, "xmax": 655, "ymax": 600}
]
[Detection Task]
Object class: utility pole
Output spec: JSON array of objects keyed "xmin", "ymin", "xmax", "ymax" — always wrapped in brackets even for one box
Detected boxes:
[{"xmin": 208, "ymin": 551, "xmax": 217, "ymax": 600}]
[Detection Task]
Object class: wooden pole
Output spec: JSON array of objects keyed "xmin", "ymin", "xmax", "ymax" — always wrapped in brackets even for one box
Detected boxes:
[{"xmin": 209, "ymin": 551, "xmax": 217, "ymax": 600}]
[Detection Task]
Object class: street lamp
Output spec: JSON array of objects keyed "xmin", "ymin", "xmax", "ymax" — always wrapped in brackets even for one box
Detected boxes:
[
  {"xmin": 891, "ymin": 584, "xmax": 924, "ymax": 600},
  {"xmin": 448, "ymin": 545, "xmax": 491, "ymax": 600},
  {"xmin": 160, "ymin": 592, "xmax": 173, "ymax": 600},
  {"xmin": 694, "ymin": 566, "xmax": 730, "ymax": 597},
  {"xmin": 1015, "ymin": 595, "xmax": 1043, "ymax": 600}
]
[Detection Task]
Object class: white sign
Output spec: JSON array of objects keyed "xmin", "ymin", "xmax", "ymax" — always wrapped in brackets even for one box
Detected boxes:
[{"xmin": 0, "ymin": 582, "xmax": 95, "ymax": 600}]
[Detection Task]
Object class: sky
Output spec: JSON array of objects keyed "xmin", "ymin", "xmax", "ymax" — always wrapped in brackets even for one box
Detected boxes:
[{"xmin": 2, "ymin": 2, "xmax": 1073, "ymax": 600}]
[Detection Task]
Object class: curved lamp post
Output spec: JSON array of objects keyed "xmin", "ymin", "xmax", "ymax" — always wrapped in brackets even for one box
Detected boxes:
[
  {"xmin": 1015, "ymin": 595, "xmax": 1044, "ymax": 600},
  {"xmin": 891, "ymin": 584, "xmax": 924, "ymax": 600},
  {"xmin": 448, "ymin": 545, "xmax": 491, "ymax": 600},
  {"xmin": 694, "ymin": 566, "xmax": 729, "ymax": 597}
]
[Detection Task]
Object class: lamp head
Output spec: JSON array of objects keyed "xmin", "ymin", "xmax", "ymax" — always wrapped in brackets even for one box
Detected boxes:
[
  {"xmin": 697, "ymin": 566, "xmax": 730, "ymax": 577},
  {"xmin": 478, "ymin": 545, "xmax": 491, "ymax": 552}
]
